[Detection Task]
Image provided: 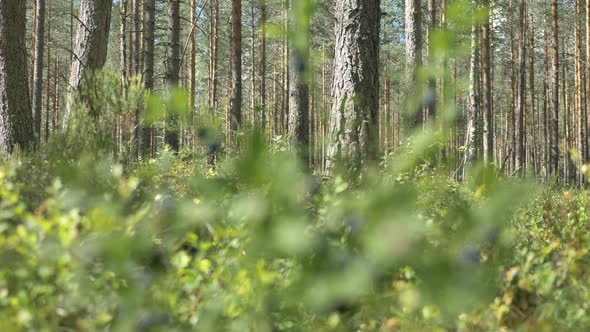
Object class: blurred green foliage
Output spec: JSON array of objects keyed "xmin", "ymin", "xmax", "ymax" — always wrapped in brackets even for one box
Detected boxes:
[{"xmin": 7, "ymin": 123, "xmax": 578, "ymax": 331}]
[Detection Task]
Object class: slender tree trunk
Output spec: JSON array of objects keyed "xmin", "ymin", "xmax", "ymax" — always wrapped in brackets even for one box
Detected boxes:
[
  {"xmin": 141, "ymin": 0, "xmax": 155, "ymax": 157},
  {"xmin": 586, "ymin": 0, "xmax": 590, "ymax": 165},
  {"xmin": 543, "ymin": 10, "xmax": 550, "ymax": 178},
  {"xmin": 165, "ymin": 0, "xmax": 181, "ymax": 152},
  {"xmin": 250, "ymin": 0, "xmax": 256, "ymax": 125},
  {"xmin": 482, "ymin": 0, "xmax": 493, "ymax": 165},
  {"xmin": 0, "ymin": 1, "xmax": 35, "ymax": 153},
  {"xmin": 64, "ymin": 0, "xmax": 113, "ymax": 129},
  {"xmin": 288, "ymin": 0, "xmax": 311, "ymax": 167},
  {"xmin": 190, "ymin": 0, "xmax": 196, "ymax": 114},
  {"xmin": 464, "ymin": 6, "xmax": 479, "ymax": 179},
  {"xmin": 32, "ymin": 0, "xmax": 46, "ymax": 141},
  {"xmin": 282, "ymin": 0, "xmax": 290, "ymax": 134},
  {"xmin": 30, "ymin": 0, "xmax": 37, "ymax": 101},
  {"xmin": 405, "ymin": 0, "xmax": 423, "ymax": 127},
  {"xmin": 259, "ymin": 0, "xmax": 267, "ymax": 129},
  {"xmin": 212, "ymin": 0, "xmax": 219, "ymax": 114},
  {"xmin": 550, "ymin": 0, "xmax": 559, "ymax": 179},
  {"xmin": 509, "ymin": 0, "xmax": 516, "ymax": 173},
  {"xmin": 426, "ymin": 0, "xmax": 436, "ymax": 121},
  {"xmin": 45, "ymin": 4, "xmax": 51, "ymax": 143},
  {"xmin": 327, "ymin": 0, "xmax": 380, "ymax": 178},
  {"xmin": 528, "ymin": 0, "xmax": 537, "ymax": 175},
  {"xmin": 132, "ymin": 0, "xmax": 141, "ymax": 74},
  {"xmin": 53, "ymin": 50, "xmax": 59, "ymax": 132},
  {"xmin": 384, "ymin": 57, "xmax": 391, "ymax": 151},
  {"xmin": 229, "ymin": 0, "xmax": 243, "ymax": 136},
  {"xmin": 574, "ymin": 0, "xmax": 583, "ymax": 183},
  {"xmin": 120, "ymin": 0, "xmax": 128, "ymax": 85},
  {"xmin": 515, "ymin": 0, "xmax": 526, "ymax": 175}
]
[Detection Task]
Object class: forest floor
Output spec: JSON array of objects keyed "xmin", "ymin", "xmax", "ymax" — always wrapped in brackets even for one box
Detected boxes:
[{"xmin": 0, "ymin": 146, "xmax": 589, "ymax": 331}]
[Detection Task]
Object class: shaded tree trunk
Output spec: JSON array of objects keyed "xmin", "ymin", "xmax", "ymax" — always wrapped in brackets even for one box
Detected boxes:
[
  {"xmin": 229, "ymin": 0, "xmax": 242, "ymax": 135},
  {"xmin": 32, "ymin": 0, "xmax": 45, "ymax": 141},
  {"xmin": 482, "ymin": 0, "xmax": 493, "ymax": 164},
  {"xmin": 405, "ymin": 0, "xmax": 422, "ymax": 127},
  {"xmin": 64, "ymin": 0, "xmax": 113, "ymax": 129},
  {"xmin": 464, "ymin": 7, "xmax": 479, "ymax": 179},
  {"xmin": 326, "ymin": 0, "xmax": 380, "ymax": 178},
  {"xmin": 288, "ymin": 0, "xmax": 311, "ymax": 167},
  {"xmin": 515, "ymin": 0, "xmax": 526, "ymax": 174},
  {"xmin": 550, "ymin": 0, "xmax": 559, "ymax": 178},
  {"xmin": 141, "ymin": 0, "xmax": 155, "ymax": 157},
  {"xmin": 165, "ymin": 0, "xmax": 180, "ymax": 152},
  {"xmin": 0, "ymin": 0, "xmax": 35, "ymax": 154},
  {"xmin": 259, "ymin": 0, "xmax": 267, "ymax": 129}
]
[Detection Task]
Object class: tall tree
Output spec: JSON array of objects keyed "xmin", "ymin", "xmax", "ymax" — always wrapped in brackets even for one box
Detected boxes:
[
  {"xmin": 426, "ymin": 0, "xmax": 436, "ymax": 121},
  {"xmin": 64, "ymin": 0, "xmax": 113, "ymax": 129},
  {"xmin": 481, "ymin": 0, "xmax": 493, "ymax": 164},
  {"xmin": 31, "ymin": 0, "xmax": 46, "ymax": 141},
  {"xmin": 259, "ymin": 0, "xmax": 267, "ymax": 129},
  {"xmin": 288, "ymin": 0, "xmax": 311, "ymax": 166},
  {"xmin": 141, "ymin": 0, "xmax": 155, "ymax": 157},
  {"xmin": 326, "ymin": 0, "xmax": 380, "ymax": 177},
  {"xmin": 515, "ymin": 0, "xmax": 526, "ymax": 174},
  {"xmin": 190, "ymin": 0, "xmax": 197, "ymax": 114},
  {"xmin": 229, "ymin": 0, "xmax": 242, "ymax": 135},
  {"xmin": 464, "ymin": 0, "xmax": 479, "ymax": 179},
  {"xmin": 165, "ymin": 0, "xmax": 180, "ymax": 151},
  {"xmin": 405, "ymin": 0, "xmax": 422, "ymax": 127},
  {"xmin": 549, "ymin": 0, "xmax": 559, "ymax": 178},
  {"xmin": 0, "ymin": 0, "xmax": 35, "ymax": 153}
]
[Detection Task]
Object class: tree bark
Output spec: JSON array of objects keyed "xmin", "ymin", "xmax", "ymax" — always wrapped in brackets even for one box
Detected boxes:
[
  {"xmin": 405, "ymin": 0, "xmax": 422, "ymax": 127},
  {"xmin": 327, "ymin": 0, "xmax": 380, "ymax": 178},
  {"xmin": 259, "ymin": 0, "xmax": 267, "ymax": 129},
  {"xmin": 288, "ymin": 0, "xmax": 311, "ymax": 167},
  {"xmin": 464, "ymin": 5, "xmax": 479, "ymax": 179},
  {"xmin": 229, "ymin": 0, "xmax": 242, "ymax": 136},
  {"xmin": 165, "ymin": 0, "xmax": 180, "ymax": 152},
  {"xmin": 515, "ymin": 0, "xmax": 526, "ymax": 175},
  {"xmin": 0, "ymin": 0, "xmax": 35, "ymax": 154},
  {"xmin": 550, "ymin": 0, "xmax": 559, "ymax": 178},
  {"xmin": 426, "ymin": 0, "xmax": 436, "ymax": 121},
  {"xmin": 140, "ymin": 0, "xmax": 155, "ymax": 157},
  {"xmin": 32, "ymin": 0, "xmax": 45, "ymax": 141},
  {"xmin": 482, "ymin": 0, "xmax": 494, "ymax": 165},
  {"xmin": 64, "ymin": 0, "xmax": 113, "ymax": 129}
]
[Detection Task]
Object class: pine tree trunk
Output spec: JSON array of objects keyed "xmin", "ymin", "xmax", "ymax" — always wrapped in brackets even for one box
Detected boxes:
[
  {"xmin": 32, "ymin": 0, "xmax": 45, "ymax": 141},
  {"xmin": 482, "ymin": 0, "xmax": 494, "ymax": 165},
  {"xmin": 45, "ymin": 5, "xmax": 51, "ymax": 143},
  {"xmin": 528, "ymin": 1, "xmax": 537, "ymax": 175},
  {"xmin": 327, "ymin": 0, "xmax": 380, "ymax": 178},
  {"xmin": 405, "ymin": 0, "xmax": 422, "ymax": 127},
  {"xmin": 0, "ymin": 1, "xmax": 35, "ymax": 153},
  {"xmin": 515, "ymin": 0, "xmax": 526, "ymax": 175},
  {"xmin": 132, "ymin": 0, "xmax": 141, "ymax": 74},
  {"xmin": 426, "ymin": 0, "xmax": 436, "ymax": 121},
  {"xmin": 229, "ymin": 0, "xmax": 242, "ymax": 136},
  {"xmin": 574, "ymin": 0, "xmax": 583, "ymax": 184},
  {"xmin": 550, "ymin": 0, "xmax": 559, "ymax": 179},
  {"xmin": 64, "ymin": 0, "xmax": 113, "ymax": 129},
  {"xmin": 250, "ymin": 0, "xmax": 256, "ymax": 125},
  {"xmin": 190, "ymin": 0, "xmax": 196, "ymax": 115},
  {"xmin": 288, "ymin": 0, "xmax": 311, "ymax": 167},
  {"xmin": 52, "ymin": 49, "xmax": 59, "ymax": 133},
  {"xmin": 464, "ymin": 7, "xmax": 479, "ymax": 179},
  {"xmin": 141, "ymin": 0, "xmax": 155, "ymax": 157},
  {"xmin": 165, "ymin": 0, "xmax": 180, "ymax": 152},
  {"xmin": 259, "ymin": 0, "xmax": 267, "ymax": 129}
]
